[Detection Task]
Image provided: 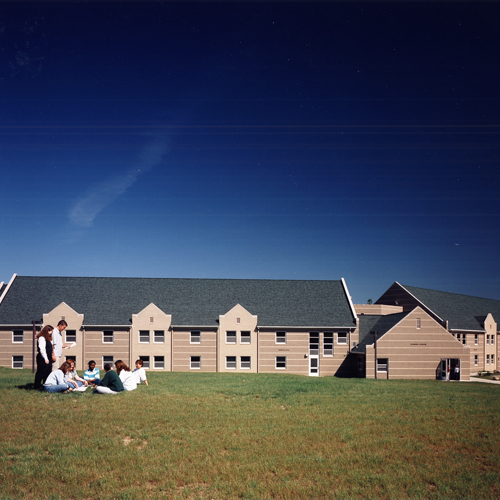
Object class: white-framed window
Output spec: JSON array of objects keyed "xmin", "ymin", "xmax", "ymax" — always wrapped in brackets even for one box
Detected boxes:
[
  {"xmin": 337, "ymin": 332, "xmax": 348, "ymax": 345},
  {"xmin": 486, "ymin": 335, "xmax": 490, "ymax": 345},
  {"xmin": 154, "ymin": 356, "xmax": 165, "ymax": 369},
  {"xmin": 475, "ymin": 334, "xmax": 478, "ymax": 345},
  {"xmin": 486, "ymin": 354, "xmax": 490, "ymax": 365},
  {"xmin": 12, "ymin": 330, "xmax": 23, "ymax": 343},
  {"xmin": 377, "ymin": 358, "xmax": 388, "ymax": 373},
  {"xmin": 139, "ymin": 356, "xmax": 150, "ymax": 369},
  {"xmin": 240, "ymin": 331, "xmax": 251, "ymax": 344},
  {"xmin": 474, "ymin": 355, "xmax": 478, "ymax": 366},
  {"xmin": 492, "ymin": 335, "xmax": 495, "ymax": 345},
  {"xmin": 103, "ymin": 355, "xmax": 114, "ymax": 368},
  {"xmin": 324, "ymin": 332, "xmax": 333, "ymax": 356},
  {"xmin": 240, "ymin": 356, "xmax": 251, "ymax": 369},
  {"xmin": 190, "ymin": 331, "xmax": 201, "ymax": 344},
  {"xmin": 65, "ymin": 355, "xmax": 76, "ymax": 365},
  {"xmin": 139, "ymin": 330, "xmax": 150, "ymax": 343},
  {"xmin": 275, "ymin": 331, "xmax": 286, "ymax": 344},
  {"xmin": 190, "ymin": 356, "xmax": 201, "ymax": 369},
  {"xmin": 12, "ymin": 355, "xmax": 23, "ymax": 369},
  {"xmin": 226, "ymin": 356, "xmax": 237, "ymax": 369},
  {"xmin": 462, "ymin": 334, "xmax": 466, "ymax": 345},
  {"xmin": 103, "ymin": 330, "xmax": 114, "ymax": 343},
  {"xmin": 226, "ymin": 331, "xmax": 236, "ymax": 344},
  {"xmin": 154, "ymin": 330, "xmax": 165, "ymax": 343},
  {"xmin": 416, "ymin": 318, "xmax": 421, "ymax": 329},
  {"xmin": 65, "ymin": 330, "xmax": 76, "ymax": 343},
  {"xmin": 276, "ymin": 356, "xmax": 286, "ymax": 369}
]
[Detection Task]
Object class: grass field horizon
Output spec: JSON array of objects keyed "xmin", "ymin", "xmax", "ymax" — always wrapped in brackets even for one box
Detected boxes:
[{"xmin": 1, "ymin": 367, "xmax": 499, "ymax": 499}]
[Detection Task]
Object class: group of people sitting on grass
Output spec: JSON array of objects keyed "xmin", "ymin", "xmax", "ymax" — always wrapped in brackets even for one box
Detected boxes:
[
  {"xmin": 34, "ymin": 323, "xmax": 148, "ymax": 394},
  {"xmin": 43, "ymin": 358, "xmax": 148, "ymax": 394}
]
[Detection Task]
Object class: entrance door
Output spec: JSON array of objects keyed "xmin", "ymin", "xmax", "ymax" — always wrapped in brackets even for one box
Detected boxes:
[
  {"xmin": 439, "ymin": 359, "xmax": 458, "ymax": 380},
  {"xmin": 309, "ymin": 332, "xmax": 319, "ymax": 376}
]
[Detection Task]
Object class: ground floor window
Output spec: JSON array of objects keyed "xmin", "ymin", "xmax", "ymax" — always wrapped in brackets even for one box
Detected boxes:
[
  {"xmin": 12, "ymin": 355, "xmax": 23, "ymax": 369},
  {"xmin": 103, "ymin": 355, "xmax": 114, "ymax": 368},
  {"xmin": 276, "ymin": 356, "xmax": 286, "ymax": 369},
  {"xmin": 486, "ymin": 354, "xmax": 490, "ymax": 365},
  {"xmin": 226, "ymin": 356, "xmax": 236, "ymax": 369},
  {"xmin": 139, "ymin": 356, "xmax": 150, "ymax": 369},
  {"xmin": 376, "ymin": 358, "xmax": 388, "ymax": 373},
  {"xmin": 154, "ymin": 356, "xmax": 165, "ymax": 369},
  {"xmin": 191, "ymin": 356, "xmax": 201, "ymax": 369},
  {"xmin": 65, "ymin": 355, "xmax": 76, "ymax": 366},
  {"xmin": 475, "ymin": 355, "xmax": 478, "ymax": 366},
  {"xmin": 240, "ymin": 356, "xmax": 251, "ymax": 369}
]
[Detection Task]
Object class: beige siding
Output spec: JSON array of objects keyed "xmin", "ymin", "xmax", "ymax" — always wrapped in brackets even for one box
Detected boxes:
[
  {"xmin": 0, "ymin": 327, "xmax": 34, "ymax": 369},
  {"xmin": 172, "ymin": 330, "xmax": 217, "ymax": 372},
  {"xmin": 83, "ymin": 329, "xmax": 131, "ymax": 369},
  {"xmin": 365, "ymin": 307, "xmax": 470, "ymax": 380}
]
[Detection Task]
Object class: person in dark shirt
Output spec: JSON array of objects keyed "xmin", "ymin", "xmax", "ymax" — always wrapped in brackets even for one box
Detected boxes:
[{"xmin": 94, "ymin": 363, "xmax": 125, "ymax": 394}]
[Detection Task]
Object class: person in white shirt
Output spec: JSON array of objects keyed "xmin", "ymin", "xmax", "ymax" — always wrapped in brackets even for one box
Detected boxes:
[
  {"xmin": 115, "ymin": 360, "xmax": 137, "ymax": 391},
  {"xmin": 51, "ymin": 320, "xmax": 70, "ymax": 371},
  {"xmin": 133, "ymin": 359, "xmax": 148, "ymax": 386}
]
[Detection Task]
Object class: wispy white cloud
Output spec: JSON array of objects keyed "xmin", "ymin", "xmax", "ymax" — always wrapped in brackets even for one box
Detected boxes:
[{"xmin": 68, "ymin": 136, "xmax": 168, "ymax": 228}]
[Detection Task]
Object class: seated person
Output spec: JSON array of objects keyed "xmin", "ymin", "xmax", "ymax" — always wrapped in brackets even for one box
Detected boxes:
[
  {"xmin": 133, "ymin": 359, "xmax": 148, "ymax": 386},
  {"xmin": 44, "ymin": 361, "xmax": 72, "ymax": 393},
  {"xmin": 115, "ymin": 360, "xmax": 137, "ymax": 391},
  {"xmin": 94, "ymin": 363, "xmax": 125, "ymax": 394},
  {"xmin": 65, "ymin": 359, "xmax": 88, "ymax": 392},
  {"xmin": 84, "ymin": 360, "xmax": 101, "ymax": 386}
]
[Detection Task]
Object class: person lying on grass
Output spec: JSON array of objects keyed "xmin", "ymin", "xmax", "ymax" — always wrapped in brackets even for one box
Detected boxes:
[
  {"xmin": 94, "ymin": 363, "xmax": 125, "ymax": 394},
  {"xmin": 133, "ymin": 359, "xmax": 148, "ymax": 386},
  {"xmin": 65, "ymin": 359, "xmax": 88, "ymax": 392},
  {"xmin": 115, "ymin": 360, "xmax": 137, "ymax": 391},
  {"xmin": 83, "ymin": 360, "xmax": 101, "ymax": 386},
  {"xmin": 44, "ymin": 361, "xmax": 73, "ymax": 393}
]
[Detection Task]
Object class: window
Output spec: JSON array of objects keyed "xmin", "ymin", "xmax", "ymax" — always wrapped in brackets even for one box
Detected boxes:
[
  {"xmin": 475, "ymin": 334, "xmax": 478, "ymax": 345},
  {"xmin": 474, "ymin": 355, "xmax": 478, "ymax": 366},
  {"xmin": 324, "ymin": 332, "xmax": 333, "ymax": 356},
  {"xmin": 276, "ymin": 331, "xmax": 286, "ymax": 344},
  {"xmin": 309, "ymin": 332, "xmax": 319, "ymax": 355},
  {"xmin": 486, "ymin": 335, "xmax": 490, "ymax": 345},
  {"xmin": 240, "ymin": 331, "xmax": 251, "ymax": 344},
  {"xmin": 190, "ymin": 356, "xmax": 201, "ymax": 369},
  {"xmin": 337, "ymin": 332, "xmax": 348, "ymax": 345},
  {"xmin": 154, "ymin": 356, "xmax": 164, "ymax": 369},
  {"xmin": 357, "ymin": 357, "xmax": 363, "ymax": 372},
  {"xmin": 226, "ymin": 331, "xmax": 236, "ymax": 344},
  {"xmin": 139, "ymin": 356, "xmax": 150, "ymax": 369},
  {"xmin": 276, "ymin": 356, "xmax": 286, "ymax": 369},
  {"xmin": 103, "ymin": 330, "xmax": 114, "ymax": 343},
  {"xmin": 377, "ymin": 358, "xmax": 388, "ymax": 373},
  {"xmin": 462, "ymin": 334, "xmax": 466, "ymax": 345},
  {"xmin": 12, "ymin": 330, "xmax": 23, "ymax": 343},
  {"xmin": 226, "ymin": 356, "xmax": 237, "ymax": 369},
  {"xmin": 12, "ymin": 355, "xmax": 23, "ymax": 369},
  {"xmin": 416, "ymin": 318, "xmax": 421, "ymax": 329},
  {"xmin": 492, "ymin": 335, "xmax": 495, "ymax": 346},
  {"xmin": 65, "ymin": 355, "xmax": 76, "ymax": 365},
  {"xmin": 190, "ymin": 331, "xmax": 201, "ymax": 344},
  {"xmin": 139, "ymin": 330, "xmax": 150, "ymax": 343},
  {"xmin": 240, "ymin": 356, "xmax": 251, "ymax": 369},
  {"xmin": 154, "ymin": 330, "xmax": 165, "ymax": 343},
  {"xmin": 486, "ymin": 354, "xmax": 490, "ymax": 365},
  {"xmin": 65, "ymin": 330, "xmax": 76, "ymax": 343},
  {"xmin": 103, "ymin": 356, "xmax": 114, "ymax": 367}
]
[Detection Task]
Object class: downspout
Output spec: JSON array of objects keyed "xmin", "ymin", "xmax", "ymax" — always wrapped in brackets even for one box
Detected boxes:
[{"xmin": 32, "ymin": 321, "xmax": 36, "ymax": 374}]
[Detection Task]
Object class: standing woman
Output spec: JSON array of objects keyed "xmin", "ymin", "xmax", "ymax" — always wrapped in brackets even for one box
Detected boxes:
[{"xmin": 34, "ymin": 325, "xmax": 55, "ymax": 390}]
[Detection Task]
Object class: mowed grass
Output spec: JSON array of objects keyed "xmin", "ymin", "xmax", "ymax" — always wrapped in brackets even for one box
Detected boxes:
[{"xmin": 1, "ymin": 368, "xmax": 499, "ymax": 500}]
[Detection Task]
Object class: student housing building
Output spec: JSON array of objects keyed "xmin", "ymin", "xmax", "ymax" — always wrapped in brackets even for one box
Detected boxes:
[{"xmin": 0, "ymin": 274, "xmax": 498, "ymax": 380}]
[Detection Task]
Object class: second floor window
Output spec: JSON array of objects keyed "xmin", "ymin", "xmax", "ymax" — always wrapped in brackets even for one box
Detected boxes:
[
  {"xmin": 276, "ymin": 331, "xmax": 286, "ymax": 344},
  {"xmin": 13, "ymin": 330, "xmax": 23, "ymax": 343},
  {"xmin": 103, "ymin": 331, "xmax": 114, "ymax": 343},
  {"xmin": 191, "ymin": 331, "xmax": 201, "ymax": 344},
  {"xmin": 226, "ymin": 331, "xmax": 236, "ymax": 344},
  {"xmin": 139, "ymin": 330, "xmax": 150, "ymax": 343}
]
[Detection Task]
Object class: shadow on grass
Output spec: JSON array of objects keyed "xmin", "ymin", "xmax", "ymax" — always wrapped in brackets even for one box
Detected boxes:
[{"xmin": 16, "ymin": 382, "xmax": 38, "ymax": 391}]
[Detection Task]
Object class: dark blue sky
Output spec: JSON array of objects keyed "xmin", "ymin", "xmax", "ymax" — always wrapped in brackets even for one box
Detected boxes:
[{"xmin": 1, "ymin": 1, "xmax": 499, "ymax": 303}]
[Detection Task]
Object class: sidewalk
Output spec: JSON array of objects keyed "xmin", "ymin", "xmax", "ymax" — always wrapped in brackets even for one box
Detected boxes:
[{"xmin": 467, "ymin": 377, "xmax": 500, "ymax": 385}]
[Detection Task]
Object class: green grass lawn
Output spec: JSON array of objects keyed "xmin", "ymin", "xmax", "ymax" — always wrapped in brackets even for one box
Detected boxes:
[{"xmin": 1, "ymin": 368, "xmax": 499, "ymax": 500}]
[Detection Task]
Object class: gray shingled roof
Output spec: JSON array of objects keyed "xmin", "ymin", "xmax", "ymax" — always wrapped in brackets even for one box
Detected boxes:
[
  {"xmin": 0, "ymin": 276, "xmax": 356, "ymax": 328},
  {"xmin": 354, "ymin": 312, "xmax": 410, "ymax": 353},
  {"xmin": 402, "ymin": 285, "xmax": 500, "ymax": 332}
]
